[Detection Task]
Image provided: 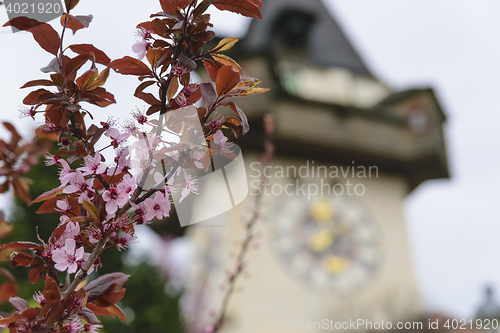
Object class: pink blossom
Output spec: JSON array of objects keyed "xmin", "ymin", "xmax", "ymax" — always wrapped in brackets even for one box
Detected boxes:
[
  {"xmin": 64, "ymin": 171, "xmax": 92, "ymax": 194},
  {"xmin": 175, "ymin": 93, "xmax": 189, "ymax": 107},
  {"xmin": 211, "ymin": 130, "xmax": 232, "ymax": 154},
  {"xmin": 41, "ymin": 121, "xmax": 58, "ymax": 133},
  {"xmin": 65, "ymin": 320, "xmax": 83, "ymax": 333},
  {"xmin": 132, "ymin": 109, "xmax": 148, "ymax": 125},
  {"xmin": 213, "ymin": 130, "xmax": 228, "ymax": 144},
  {"xmin": 131, "ymin": 202, "xmax": 150, "ymax": 224},
  {"xmin": 84, "ymin": 323, "xmax": 103, "ymax": 333},
  {"xmin": 78, "ymin": 189, "xmax": 95, "ymax": 204},
  {"xmin": 114, "ymin": 233, "xmax": 134, "ymax": 251},
  {"xmin": 58, "ymin": 136, "xmax": 72, "ymax": 149},
  {"xmin": 58, "ymin": 159, "xmax": 73, "ymax": 185},
  {"xmin": 123, "ymin": 120, "xmax": 139, "ymax": 135},
  {"xmin": 144, "ymin": 191, "xmax": 170, "ymax": 221},
  {"xmin": 87, "ymin": 226, "xmax": 102, "ymax": 244},
  {"xmin": 19, "ymin": 105, "xmax": 36, "ymax": 119},
  {"xmin": 132, "ymin": 40, "xmax": 149, "ymax": 60},
  {"xmin": 107, "ymin": 148, "xmax": 132, "ymax": 176},
  {"xmin": 105, "ymin": 129, "xmax": 130, "ymax": 149},
  {"xmin": 100, "ymin": 117, "xmax": 116, "ymax": 130},
  {"xmin": 208, "ymin": 113, "xmax": 225, "ymax": 132},
  {"xmin": 33, "ymin": 291, "xmax": 46, "ymax": 307},
  {"xmin": 118, "ymin": 174, "xmax": 135, "ymax": 196},
  {"xmin": 52, "ymin": 238, "xmax": 88, "ymax": 274},
  {"xmin": 172, "ymin": 64, "xmax": 187, "ymax": 77},
  {"xmin": 62, "ymin": 221, "xmax": 80, "ymax": 239},
  {"xmin": 55, "ymin": 199, "xmax": 72, "ymax": 214},
  {"xmin": 132, "ymin": 28, "xmax": 152, "ymax": 60},
  {"xmin": 180, "ymin": 173, "xmax": 198, "ymax": 203},
  {"xmin": 102, "ymin": 186, "xmax": 129, "ymax": 214},
  {"xmin": 79, "ymin": 152, "xmax": 106, "ymax": 176},
  {"xmin": 182, "ymin": 83, "xmax": 199, "ymax": 97},
  {"xmin": 44, "ymin": 153, "xmax": 59, "ymax": 166}
]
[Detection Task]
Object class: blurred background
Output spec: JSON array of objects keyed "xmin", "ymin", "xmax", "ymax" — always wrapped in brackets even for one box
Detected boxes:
[{"xmin": 1, "ymin": 0, "xmax": 500, "ymax": 332}]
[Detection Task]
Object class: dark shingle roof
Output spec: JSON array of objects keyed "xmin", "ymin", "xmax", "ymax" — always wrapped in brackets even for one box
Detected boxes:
[{"xmin": 241, "ymin": 0, "xmax": 373, "ymax": 77}]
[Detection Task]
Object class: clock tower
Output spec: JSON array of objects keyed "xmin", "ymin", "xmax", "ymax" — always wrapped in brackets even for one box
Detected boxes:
[{"xmin": 184, "ymin": 0, "xmax": 450, "ymax": 332}]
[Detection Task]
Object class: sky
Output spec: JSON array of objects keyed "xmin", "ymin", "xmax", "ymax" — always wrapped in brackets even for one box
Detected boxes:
[{"xmin": 1, "ymin": 0, "xmax": 500, "ymax": 319}]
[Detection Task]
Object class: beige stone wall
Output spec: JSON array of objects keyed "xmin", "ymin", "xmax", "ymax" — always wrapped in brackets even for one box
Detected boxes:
[{"xmin": 185, "ymin": 155, "xmax": 421, "ymax": 333}]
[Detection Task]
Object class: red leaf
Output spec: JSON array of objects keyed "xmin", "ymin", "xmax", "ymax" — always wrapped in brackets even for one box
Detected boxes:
[
  {"xmin": 65, "ymin": 0, "xmax": 80, "ymax": 11},
  {"xmin": 2, "ymin": 122, "xmax": 21, "ymax": 143},
  {"xmin": 78, "ymin": 307, "xmax": 100, "ymax": 325},
  {"xmin": 64, "ymin": 54, "xmax": 90, "ymax": 79},
  {"xmin": 3, "ymin": 16, "xmax": 41, "ymax": 31},
  {"xmin": 203, "ymin": 59, "xmax": 222, "ymax": 83},
  {"xmin": 87, "ymin": 302, "xmax": 113, "ymax": 317},
  {"xmin": 171, "ymin": 0, "xmax": 192, "ymax": 9},
  {"xmin": 61, "ymin": 13, "xmax": 93, "ymax": 34},
  {"xmin": 159, "ymin": 0, "xmax": 179, "ymax": 14},
  {"xmin": 20, "ymin": 79, "xmax": 55, "ymax": 89},
  {"xmin": 109, "ymin": 56, "xmax": 152, "ymax": 76},
  {"xmin": 42, "ymin": 276, "xmax": 61, "ymax": 302},
  {"xmin": 23, "ymin": 89, "xmax": 56, "ymax": 105},
  {"xmin": 85, "ymin": 272, "xmax": 130, "ymax": 302},
  {"xmin": 76, "ymin": 68, "xmax": 98, "ymax": 90},
  {"xmin": 28, "ymin": 266, "xmax": 46, "ymax": 284},
  {"xmin": 69, "ymin": 44, "xmax": 111, "ymax": 66},
  {"xmin": 92, "ymin": 283, "xmax": 126, "ymax": 307},
  {"xmin": 11, "ymin": 252, "xmax": 34, "ymax": 267},
  {"xmin": 200, "ymin": 82, "xmax": 216, "ymax": 107},
  {"xmin": 225, "ymin": 101, "xmax": 249, "ymax": 134},
  {"xmin": 30, "ymin": 23, "xmax": 61, "ymax": 56},
  {"xmin": 9, "ymin": 297, "xmax": 29, "ymax": 312},
  {"xmin": 215, "ymin": 65, "xmax": 241, "ymax": 96},
  {"xmin": 79, "ymin": 88, "xmax": 116, "ymax": 107},
  {"xmin": 107, "ymin": 304, "xmax": 127, "ymax": 322},
  {"xmin": 135, "ymin": 92, "xmax": 160, "ymax": 105},
  {"xmin": 146, "ymin": 105, "xmax": 161, "ymax": 115},
  {"xmin": 1, "ymin": 242, "xmax": 41, "ymax": 251},
  {"xmin": 213, "ymin": 0, "xmax": 263, "ymax": 19},
  {"xmin": 31, "ymin": 187, "xmax": 64, "ymax": 204},
  {"xmin": 0, "ymin": 283, "xmax": 18, "ymax": 304}
]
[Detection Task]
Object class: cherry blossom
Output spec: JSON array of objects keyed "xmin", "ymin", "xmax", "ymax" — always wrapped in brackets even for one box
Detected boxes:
[
  {"xmin": 144, "ymin": 190, "xmax": 171, "ymax": 220},
  {"xmin": 52, "ymin": 238, "xmax": 88, "ymax": 274},
  {"xmin": 65, "ymin": 319, "xmax": 83, "ymax": 333},
  {"xmin": 132, "ymin": 28, "xmax": 152, "ymax": 60},
  {"xmin": 18, "ymin": 105, "xmax": 36, "ymax": 119},
  {"xmin": 84, "ymin": 323, "xmax": 103, "ymax": 333},
  {"xmin": 180, "ymin": 173, "xmax": 198, "ymax": 203},
  {"xmin": 211, "ymin": 130, "xmax": 232, "ymax": 154},
  {"xmin": 62, "ymin": 221, "xmax": 80, "ymax": 239},
  {"xmin": 58, "ymin": 159, "xmax": 74, "ymax": 185},
  {"xmin": 102, "ymin": 186, "xmax": 129, "ymax": 214},
  {"xmin": 33, "ymin": 291, "xmax": 46, "ymax": 307},
  {"xmin": 79, "ymin": 152, "xmax": 106, "ymax": 176},
  {"xmin": 55, "ymin": 199, "xmax": 72, "ymax": 214},
  {"xmin": 44, "ymin": 153, "xmax": 59, "ymax": 166},
  {"xmin": 132, "ymin": 109, "xmax": 148, "ymax": 125},
  {"xmin": 87, "ymin": 226, "xmax": 102, "ymax": 244},
  {"xmin": 118, "ymin": 174, "xmax": 135, "ymax": 196},
  {"xmin": 208, "ymin": 114, "xmax": 225, "ymax": 132}
]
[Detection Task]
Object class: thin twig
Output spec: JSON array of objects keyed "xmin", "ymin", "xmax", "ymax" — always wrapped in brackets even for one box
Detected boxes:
[{"xmin": 211, "ymin": 114, "xmax": 275, "ymax": 333}]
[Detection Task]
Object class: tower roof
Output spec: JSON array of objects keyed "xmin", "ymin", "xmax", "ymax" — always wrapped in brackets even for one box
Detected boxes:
[{"xmin": 241, "ymin": 0, "xmax": 373, "ymax": 77}]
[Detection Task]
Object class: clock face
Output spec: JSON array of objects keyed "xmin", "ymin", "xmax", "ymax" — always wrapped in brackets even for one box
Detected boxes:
[{"xmin": 272, "ymin": 193, "xmax": 383, "ymax": 294}]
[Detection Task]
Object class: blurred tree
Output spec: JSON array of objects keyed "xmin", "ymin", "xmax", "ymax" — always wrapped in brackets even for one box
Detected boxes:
[{"xmin": 0, "ymin": 150, "xmax": 186, "ymax": 332}]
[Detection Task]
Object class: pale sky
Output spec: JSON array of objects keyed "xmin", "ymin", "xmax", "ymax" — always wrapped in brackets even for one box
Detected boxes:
[{"xmin": 1, "ymin": 0, "xmax": 500, "ymax": 319}]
